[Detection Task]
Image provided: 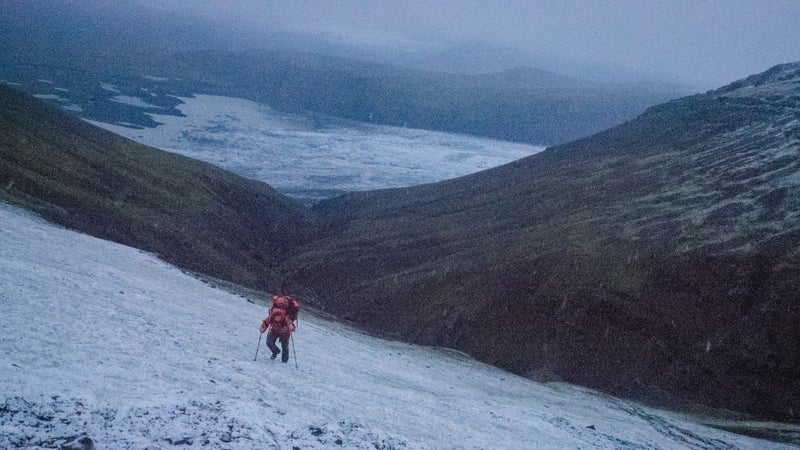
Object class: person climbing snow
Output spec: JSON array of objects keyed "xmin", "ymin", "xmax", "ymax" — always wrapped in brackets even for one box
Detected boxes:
[{"xmin": 259, "ymin": 292, "xmax": 298, "ymax": 363}]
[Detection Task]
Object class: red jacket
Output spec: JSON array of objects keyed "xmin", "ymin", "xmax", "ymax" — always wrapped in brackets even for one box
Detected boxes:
[{"xmin": 260, "ymin": 306, "xmax": 296, "ymax": 336}]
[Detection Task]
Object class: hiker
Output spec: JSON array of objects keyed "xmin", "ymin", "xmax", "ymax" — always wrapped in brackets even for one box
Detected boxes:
[{"xmin": 259, "ymin": 293, "xmax": 298, "ymax": 362}]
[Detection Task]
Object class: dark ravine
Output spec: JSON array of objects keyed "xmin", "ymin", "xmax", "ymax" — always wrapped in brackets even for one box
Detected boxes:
[
  {"xmin": 2, "ymin": 62, "xmax": 800, "ymax": 426},
  {"xmin": 280, "ymin": 62, "xmax": 800, "ymax": 424}
]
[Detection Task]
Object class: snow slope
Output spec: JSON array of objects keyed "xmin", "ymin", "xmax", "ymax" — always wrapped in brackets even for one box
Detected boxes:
[
  {"xmin": 0, "ymin": 202, "xmax": 791, "ymax": 449},
  {"xmin": 89, "ymin": 94, "xmax": 544, "ymax": 204}
]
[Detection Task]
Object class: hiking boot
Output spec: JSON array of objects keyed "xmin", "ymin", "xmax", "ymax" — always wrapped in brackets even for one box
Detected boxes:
[{"xmin": 270, "ymin": 351, "xmax": 279, "ymax": 360}]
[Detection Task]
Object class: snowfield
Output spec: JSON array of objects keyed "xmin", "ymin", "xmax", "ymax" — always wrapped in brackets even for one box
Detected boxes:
[{"xmin": 0, "ymin": 202, "xmax": 791, "ymax": 449}]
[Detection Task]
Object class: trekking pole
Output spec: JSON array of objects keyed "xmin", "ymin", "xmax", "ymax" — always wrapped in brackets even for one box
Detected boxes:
[
  {"xmin": 253, "ymin": 332, "xmax": 263, "ymax": 361},
  {"xmin": 291, "ymin": 334, "xmax": 298, "ymax": 369}
]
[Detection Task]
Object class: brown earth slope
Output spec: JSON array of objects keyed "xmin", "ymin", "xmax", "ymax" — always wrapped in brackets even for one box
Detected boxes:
[{"xmin": 282, "ymin": 63, "xmax": 800, "ymax": 423}]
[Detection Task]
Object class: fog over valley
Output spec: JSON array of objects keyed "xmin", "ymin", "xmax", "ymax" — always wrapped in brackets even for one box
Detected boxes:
[{"xmin": 118, "ymin": 0, "xmax": 800, "ymax": 89}]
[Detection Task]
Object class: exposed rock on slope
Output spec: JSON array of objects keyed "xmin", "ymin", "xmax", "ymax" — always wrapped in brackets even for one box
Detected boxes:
[{"xmin": 283, "ymin": 62, "xmax": 800, "ymax": 423}]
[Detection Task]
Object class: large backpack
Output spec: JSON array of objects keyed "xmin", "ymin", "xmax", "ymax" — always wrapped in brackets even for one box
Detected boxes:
[
  {"xmin": 272, "ymin": 294, "xmax": 300, "ymax": 322},
  {"xmin": 285, "ymin": 297, "xmax": 300, "ymax": 322},
  {"xmin": 273, "ymin": 294, "xmax": 289, "ymax": 309},
  {"xmin": 269, "ymin": 306, "xmax": 294, "ymax": 334}
]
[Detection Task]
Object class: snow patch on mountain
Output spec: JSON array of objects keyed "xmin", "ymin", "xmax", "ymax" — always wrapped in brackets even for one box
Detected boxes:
[{"xmin": 110, "ymin": 95, "xmax": 163, "ymax": 109}]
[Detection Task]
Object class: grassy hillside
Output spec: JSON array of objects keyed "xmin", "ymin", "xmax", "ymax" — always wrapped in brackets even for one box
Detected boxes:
[
  {"xmin": 0, "ymin": 85, "xmax": 313, "ymax": 289},
  {"xmin": 281, "ymin": 63, "xmax": 800, "ymax": 423}
]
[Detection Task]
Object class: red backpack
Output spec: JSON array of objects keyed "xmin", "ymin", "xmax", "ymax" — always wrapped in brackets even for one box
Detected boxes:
[
  {"xmin": 268, "ymin": 306, "xmax": 294, "ymax": 334},
  {"xmin": 273, "ymin": 295, "xmax": 289, "ymax": 309},
  {"xmin": 272, "ymin": 294, "xmax": 299, "ymax": 322}
]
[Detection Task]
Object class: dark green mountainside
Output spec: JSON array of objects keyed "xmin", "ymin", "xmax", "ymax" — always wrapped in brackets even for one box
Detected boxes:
[
  {"xmin": 281, "ymin": 63, "xmax": 800, "ymax": 424},
  {"xmin": 0, "ymin": 85, "xmax": 312, "ymax": 288}
]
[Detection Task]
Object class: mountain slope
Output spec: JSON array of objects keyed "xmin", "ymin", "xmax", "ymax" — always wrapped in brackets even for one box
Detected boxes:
[
  {"xmin": 281, "ymin": 62, "xmax": 800, "ymax": 423},
  {"xmin": 0, "ymin": 84, "xmax": 312, "ymax": 288},
  {"xmin": 2, "ymin": 202, "xmax": 793, "ymax": 449}
]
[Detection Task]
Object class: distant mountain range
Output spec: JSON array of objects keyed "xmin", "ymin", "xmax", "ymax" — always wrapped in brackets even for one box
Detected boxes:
[
  {"xmin": 167, "ymin": 49, "xmax": 689, "ymax": 145},
  {"xmin": 0, "ymin": 2, "xmax": 689, "ymax": 146},
  {"xmin": 2, "ymin": 50, "xmax": 799, "ymax": 426}
]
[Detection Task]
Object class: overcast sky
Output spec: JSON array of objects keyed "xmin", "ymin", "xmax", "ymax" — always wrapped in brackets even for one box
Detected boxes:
[{"xmin": 142, "ymin": 0, "xmax": 800, "ymax": 88}]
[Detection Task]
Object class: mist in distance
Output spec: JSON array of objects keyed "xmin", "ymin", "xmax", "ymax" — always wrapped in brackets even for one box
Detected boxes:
[{"xmin": 123, "ymin": 0, "xmax": 800, "ymax": 90}]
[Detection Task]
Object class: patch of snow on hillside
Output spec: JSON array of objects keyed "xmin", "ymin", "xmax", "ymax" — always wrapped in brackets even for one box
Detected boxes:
[
  {"xmin": 32, "ymin": 92, "xmax": 82, "ymax": 112},
  {"xmin": 100, "ymin": 82, "xmax": 121, "ymax": 93},
  {"xmin": 0, "ymin": 202, "xmax": 787, "ymax": 449},
  {"xmin": 110, "ymin": 95, "xmax": 162, "ymax": 109},
  {"xmin": 62, "ymin": 103, "xmax": 83, "ymax": 112},
  {"xmin": 33, "ymin": 94, "xmax": 65, "ymax": 101}
]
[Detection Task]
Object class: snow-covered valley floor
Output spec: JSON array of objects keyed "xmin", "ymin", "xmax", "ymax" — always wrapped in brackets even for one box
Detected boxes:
[
  {"xmin": 89, "ymin": 94, "xmax": 544, "ymax": 204},
  {"xmin": 0, "ymin": 203, "xmax": 794, "ymax": 449}
]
